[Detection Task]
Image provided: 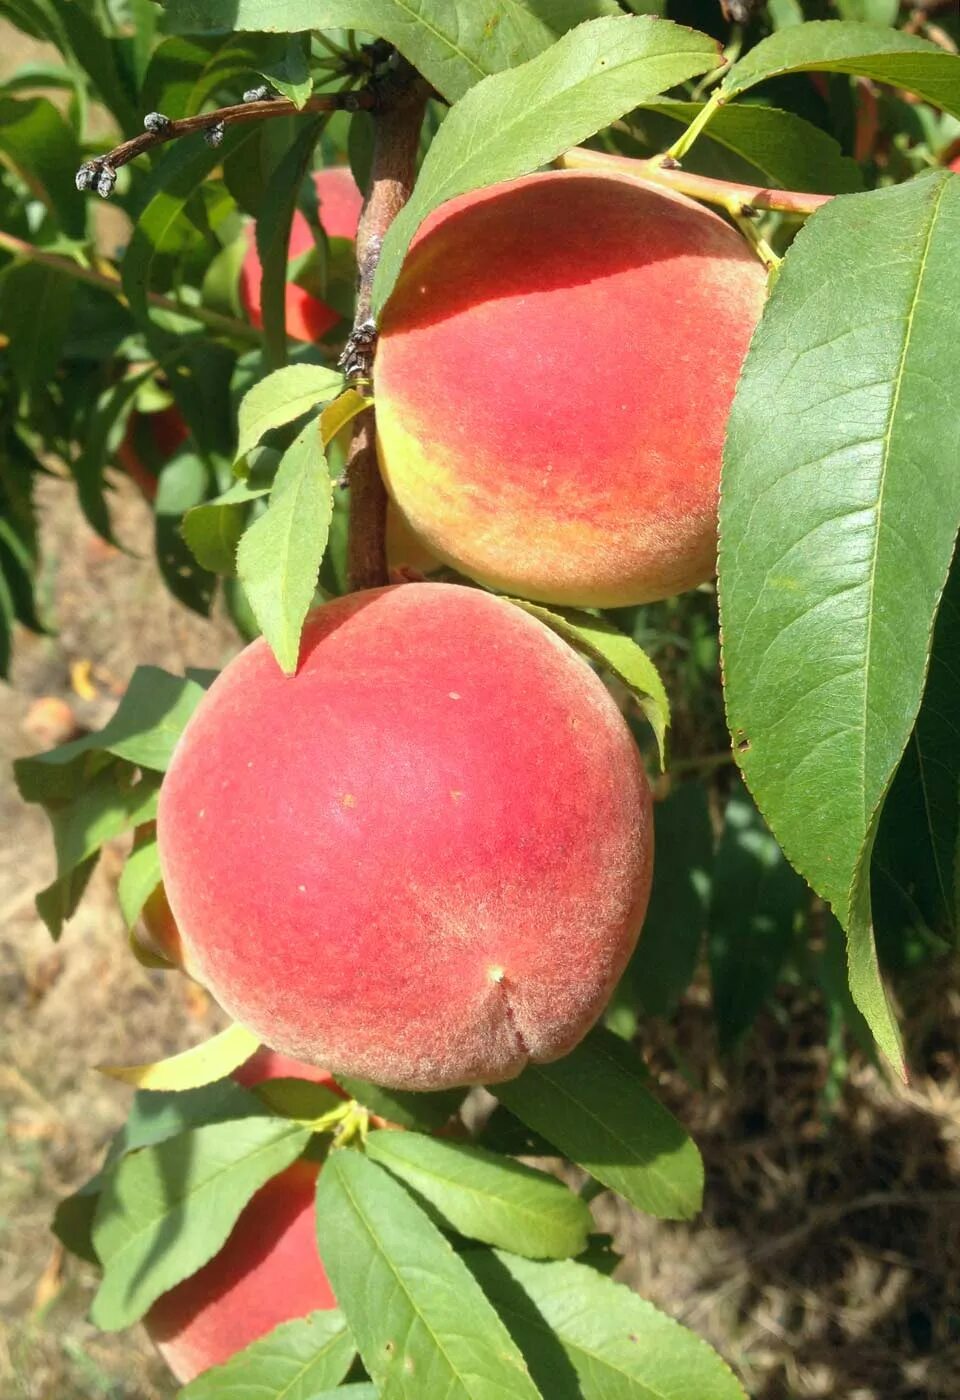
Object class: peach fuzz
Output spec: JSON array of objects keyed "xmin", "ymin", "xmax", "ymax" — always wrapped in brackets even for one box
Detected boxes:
[
  {"xmin": 374, "ymin": 170, "xmax": 768, "ymax": 608},
  {"xmin": 157, "ymin": 583, "xmax": 652, "ymax": 1090},
  {"xmin": 240, "ymin": 166, "xmax": 363, "ymax": 342}
]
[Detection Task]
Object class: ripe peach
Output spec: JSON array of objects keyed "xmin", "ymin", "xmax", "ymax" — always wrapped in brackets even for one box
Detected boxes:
[
  {"xmin": 157, "ymin": 583, "xmax": 652, "ymax": 1090},
  {"xmin": 115, "ymin": 403, "xmax": 188, "ymax": 501},
  {"xmin": 144, "ymin": 1158, "xmax": 334, "ymax": 1382},
  {"xmin": 240, "ymin": 166, "xmax": 363, "ymax": 342},
  {"xmin": 374, "ymin": 171, "xmax": 767, "ymax": 607},
  {"xmin": 145, "ymin": 1047, "xmax": 340, "ymax": 1382},
  {"xmin": 233, "ymin": 1045, "xmax": 348, "ymax": 1099}
]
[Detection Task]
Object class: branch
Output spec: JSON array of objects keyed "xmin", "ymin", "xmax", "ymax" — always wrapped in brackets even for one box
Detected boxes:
[
  {"xmin": 343, "ymin": 66, "xmax": 429, "ymax": 593},
  {"xmin": 557, "ymin": 146, "xmax": 833, "ymax": 219},
  {"xmin": 0, "ymin": 228, "xmax": 261, "ymax": 342},
  {"xmin": 75, "ymin": 89, "xmax": 376, "ymax": 195}
]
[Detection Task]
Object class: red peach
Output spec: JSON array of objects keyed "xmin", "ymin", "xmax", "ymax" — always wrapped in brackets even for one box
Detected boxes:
[
  {"xmin": 115, "ymin": 403, "xmax": 188, "ymax": 501},
  {"xmin": 239, "ymin": 166, "xmax": 363, "ymax": 342},
  {"xmin": 374, "ymin": 171, "xmax": 767, "ymax": 607},
  {"xmin": 144, "ymin": 1158, "xmax": 334, "ymax": 1382},
  {"xmin": 157, "ymin": 583, "xmax": 652, "ymax": 1091}
]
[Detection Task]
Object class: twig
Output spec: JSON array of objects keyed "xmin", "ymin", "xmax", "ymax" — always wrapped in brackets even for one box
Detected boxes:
[
  {"xmin": 0, "ymin": 228, "xmax": 260, "ymax": 342},
  {"xmin": 342, "ymin": 64, "xmax": 429, "ymax": 593},
  {"xmin": 557, "ymin": 146, "xmax": 832, "ymax": 219},
  {"xmin": 75, "ymin": 89, "xmax": 375, "ymax": 193}
]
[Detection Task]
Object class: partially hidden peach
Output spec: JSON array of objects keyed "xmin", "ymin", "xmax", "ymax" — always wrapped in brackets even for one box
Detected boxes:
[
  {"xmin": 145, "ymin": 1046, "xmax": 340, "ymax": 1382},
  {"xmin": 240, "ymin": 166, "xmax": 363, "ymax": 342},
  {"xmin": 157, "ymin": 583, "xmax": 653, "ymax": 1091},
  {"xmin": 115, "ymin": 403, "xmax": 188, "ymax": 501},
  {"xmin": 374, "ymin": 171, "xmax": 768, "ymax": 608}
]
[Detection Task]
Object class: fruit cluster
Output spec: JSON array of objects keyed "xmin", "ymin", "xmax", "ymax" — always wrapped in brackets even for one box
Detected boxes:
[{"xmin": 135, "ymin": 161, "xmax": 766, "ymax": 1382}]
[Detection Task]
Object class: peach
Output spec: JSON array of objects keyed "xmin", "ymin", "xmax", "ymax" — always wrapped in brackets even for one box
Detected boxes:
[
  {"xmin": 157, "ymin": 583, "xmax": 652, "ymax": 1090},
  {"xmin": 115, "ymin": 403, "xmax": 188, "ymax": 501},
  {"xmin": 145, "ymin": 1158, "xmax": 334, "ymax": 1382},
  {"xmin": 374, "ymin": 171, "xmax": 768, "ymax": 607},
  {"xmin": 233, "ymin": 1045, "xmax": 348, "ymax": 1100},
  {"xmin": 240, "ymin": 166, "xmax": 363, "ymax": 342},
  {"xmin": 145, "ymin": 1047, "xmax": 340, "ymax": 1382}
]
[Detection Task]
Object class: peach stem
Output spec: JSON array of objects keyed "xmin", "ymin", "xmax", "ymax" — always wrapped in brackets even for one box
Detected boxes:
[{"xmin": 557, "ymin": 146, "xmax": 833, "ymax": 220}]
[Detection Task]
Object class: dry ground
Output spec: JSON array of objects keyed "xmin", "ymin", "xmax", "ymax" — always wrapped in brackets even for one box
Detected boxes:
[{"xmin": 2, "ymin": 475, "xmax": 958, "ymax": 1400}]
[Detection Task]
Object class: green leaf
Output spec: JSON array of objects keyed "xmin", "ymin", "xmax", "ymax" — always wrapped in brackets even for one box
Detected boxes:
[
  {"xmin": 91, "ymin": 1116, "xmax": 312, "ymax": 1329},
  {"xmin": 101, "ymin": 1023, "xmax": 262, "ymax": 1092},
  {"xmin": 258, "ymin": 32, "xmax": 313, "ymax": 109},
  {"xmin": 628, "ymin": 781, "xmax": 713, "ymax": 1018},
  {"xmin": 15, "ymin": 666, "xmax": 210, "ymax": 801},
  {"xmin": 237, "ymin": 364, "xmax": 344, "ymax": 461},
  {"xmin": 373, "ymin": 15, "xmax": 721, "ymax": 313},
  {"xmin": 121, "ymin": 129, "xmax": 256, "ymax": 326},
  {"xmin": 164, "ymin": 0, "xmax": 624, "ymax": 103},
  {"xmin": 708, "ymin": 781, "xmax": 806, "ymax": 1050},
  {"xmin": 465, "ymin": 1250, "xmax": 748, "ymax": 1400},
  {"xmin": 35, "ymin": 858, "xmax": 96, "ymax": 941},
  {"xmin": 719, "ymin": 172, "xmax": 960, "ymax": 1075},
  {"xmin": 118, "ymin": 830, "xmax": 161, "ymax": 929},
  {"xmin": 630, "ymin": 100, "xmax": 862, "ymax": 193},
  {"xmin": 300, "ymin": 1389, "xmax": 378, "ymax": 1400},
  {"xmin": 47, "ymin": 768, "xmax": 160, "ymax": 878},
  {"xmin": 181, "ymin": 496, "xmax": 246, "ymax": 575},
  {"xmin": 508, "ymin": 600, "xmax": 670, "ymax": 767},
  {"xmin": 495, "ymin": 1030, "xmax": 703, "ymax": 1220},
  {"xmin": 178, "ymin": 1310, "xmax": 355, "ymax": 1399},
  {"xmin": 721, "ymin": 21, "xmax": 960, "ymax": 119},
  {"xmin": 236, "ymin": 417, "xmax": 333, "ymax": 674},
  {"xmin": 334, "ymin": 1078, "xmax": 465, "ymax": 1134},
  {"xmin": 53, "ymin": 1176, "xmax": 101, "ymax": 1266},
  {"xmin": 0, "ymin": 262, "xmax": 76, "ymax": 399},
  {"xmin": 256, "ymin": 118, "xmax": 327, "ymax": 368},
  {"xmin": 156, "ymin": 450, "xmax": 216, "ymax": 616},
  {"xmin": 365, "ymin": 1132, "xmax": 591, "ymax": 1259},
  {"xmin": 0, "ymin": 95, "xmax": 85, "ymax": 235},
  {"xmin": 106, "ymin": 1082, "xmax": 267, "ymax": 1165},
  {"xmin": 872, "ymin": 554, "xmax": 960, "ymax": 948},
  {"xmin": 315, "ymin": 1151, "xmax": 543, "ymax": 1398}
]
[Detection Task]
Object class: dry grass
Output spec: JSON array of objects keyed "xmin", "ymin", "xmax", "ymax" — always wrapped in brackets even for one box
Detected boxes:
[{"xmin": 2, "ymin": 476, "xmax": 958, "ymax": 1400}]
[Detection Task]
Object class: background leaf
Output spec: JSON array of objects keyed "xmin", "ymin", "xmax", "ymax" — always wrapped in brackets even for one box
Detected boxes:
[
  {"xmin": 709, "ymin": 781, "xmax": 806, "ymax": 1050},
  {"xmin": 721, "ymin": 21, "xmax": 960, "ymax": 118},
  {"xmin": 628, "ymin": 781, "xmax": 713, "ymax": 1018}
]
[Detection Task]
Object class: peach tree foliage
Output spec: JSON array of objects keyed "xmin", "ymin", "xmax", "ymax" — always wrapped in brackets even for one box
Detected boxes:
[{"xmin": 3, "ymin": 0, "xmax": 959, "ymax": 1395}]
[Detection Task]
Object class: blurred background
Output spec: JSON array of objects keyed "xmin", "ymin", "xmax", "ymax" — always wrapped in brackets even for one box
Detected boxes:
[{"xmin": 2, "ymin": 11, "xmax": 960, "ymax": 1400}]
